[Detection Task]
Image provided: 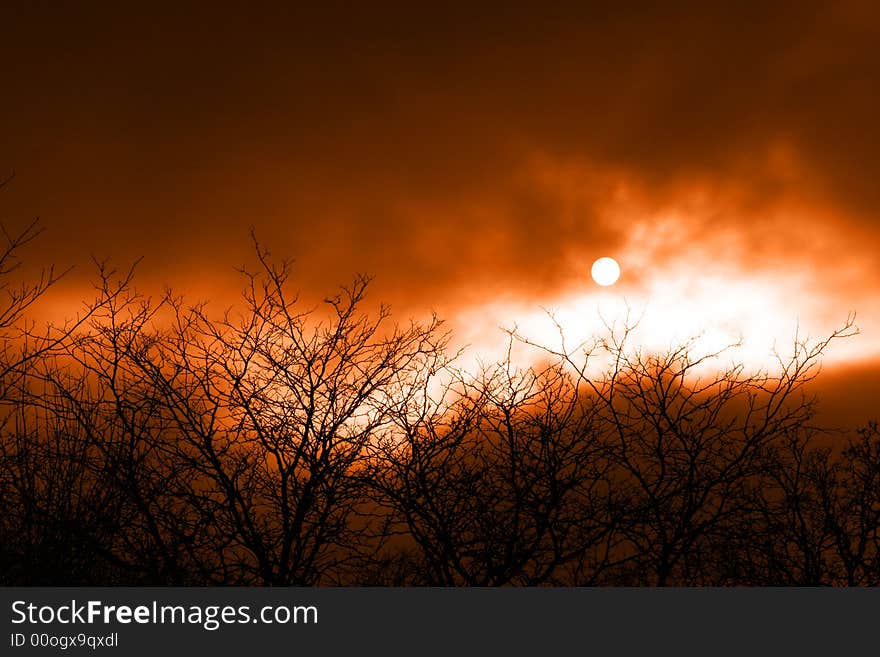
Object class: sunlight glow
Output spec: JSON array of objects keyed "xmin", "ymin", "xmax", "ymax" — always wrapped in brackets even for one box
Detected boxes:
[{"xmin": 453, "ymin": 262, "xmax": 868, "ymax": 378}]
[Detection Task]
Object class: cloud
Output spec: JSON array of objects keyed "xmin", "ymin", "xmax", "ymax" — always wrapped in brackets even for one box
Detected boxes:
[{"xmin": 1, "ymin": 1, "xmax": 878, "ymax": 362}]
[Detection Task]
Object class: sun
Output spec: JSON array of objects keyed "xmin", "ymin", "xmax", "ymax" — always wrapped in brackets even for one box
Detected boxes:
[{"xmin": 591, "ymin": 257, "xmax": 620, "ymax": 286}]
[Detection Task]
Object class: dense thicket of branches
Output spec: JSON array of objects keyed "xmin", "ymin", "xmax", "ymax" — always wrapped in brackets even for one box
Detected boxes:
[{"xmin": 0, "ymin": 233, "xmax": 876, "ymax": 586}]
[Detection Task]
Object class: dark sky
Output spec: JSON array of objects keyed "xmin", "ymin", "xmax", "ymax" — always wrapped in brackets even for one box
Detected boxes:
[{"xmin": 2, "ymin": 2, "xmax": 880, "ymax": 405}]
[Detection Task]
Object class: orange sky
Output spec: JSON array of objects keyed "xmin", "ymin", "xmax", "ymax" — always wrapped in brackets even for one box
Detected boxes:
[{"xmin": 2, "ymin": 2, "xmax": 879, "ymax": 418}]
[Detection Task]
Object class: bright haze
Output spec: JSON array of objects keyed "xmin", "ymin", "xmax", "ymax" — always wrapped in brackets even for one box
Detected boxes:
[{"xmin": 2, "ymin": 3, "xmax": 879, "ymax": 416}]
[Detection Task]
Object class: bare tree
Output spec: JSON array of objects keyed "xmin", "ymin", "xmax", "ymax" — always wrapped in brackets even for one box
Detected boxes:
[
  {"xmin": 370, "ymin": 341, "xmax": 623, "ymax": 585},
  {"xmin": 1, "ymin": 226, "xmax": 873, "ymax": 586},
  {"xmin": 513, "ymin": 315, "xmax": 857, "ymax": 585},
  {"xmin": 29, "ymin": 242, "xmax": 447, "ymax": 584},
  {"xmin": 808, "ymin": 421, "xmax": 880, "ymax": 586}
]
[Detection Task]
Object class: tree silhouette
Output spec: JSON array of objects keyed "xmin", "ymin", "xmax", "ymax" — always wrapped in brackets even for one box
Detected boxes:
[
  {"xmin": 370, "ymin": 350, "xmax": 620, "ymax": 585},
  {"xmin": 0, "ymin": 213, "xmax": 136, "ymax": 583},
  {"xmin": 0, "ymin": 234, "xmax": 874, "ymax": 586}
]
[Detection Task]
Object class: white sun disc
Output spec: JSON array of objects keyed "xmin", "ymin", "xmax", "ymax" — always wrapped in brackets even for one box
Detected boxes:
[{"xmin": 591, "ymin": 257, "xmax": 621, "ymax": 286}]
